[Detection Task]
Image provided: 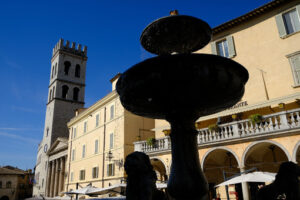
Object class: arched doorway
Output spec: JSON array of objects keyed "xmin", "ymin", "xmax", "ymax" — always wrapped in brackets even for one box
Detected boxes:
[
  {"xmin": 150, "ymin": 158, "xmax": 168, "ymax": 182},
  {"xmin": 293, "ymin": 141, "xmax": 300, "ymax": 164},
  {"xmin": 243, "ymin": 141, "xmax": 289, "ymax": 172},
  {"xmin": 0, "ymin": 196, "xmax": 9, "ymax": 200},
  {"xmin": 202, "ymin": 148, "xmax": 241, "ymax": 200}
]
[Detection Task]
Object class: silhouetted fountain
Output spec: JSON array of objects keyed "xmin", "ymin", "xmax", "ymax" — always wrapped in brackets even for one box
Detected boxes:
[{"xmin": 117, "ymin": 12, "xmax": 248, "ymax": 200}]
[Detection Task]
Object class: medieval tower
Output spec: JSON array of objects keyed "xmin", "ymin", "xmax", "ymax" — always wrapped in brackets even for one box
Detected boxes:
[{"xmin": 33, "ymin": 39, "xmax": 87, "ymax": 196}]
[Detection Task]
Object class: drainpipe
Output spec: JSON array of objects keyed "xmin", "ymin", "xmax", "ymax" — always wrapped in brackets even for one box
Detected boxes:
[
  {"xmin": 66, "ymin": 128, "xmax": 73, "ymax": 193},
  {"xmin": 102, "ymin": 107, "xmax": 107, "ymax": 187}
]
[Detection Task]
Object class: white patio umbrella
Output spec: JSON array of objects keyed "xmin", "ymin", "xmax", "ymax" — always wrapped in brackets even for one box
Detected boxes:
[
  {"xmin": 65, "ymin": 184, "xmax": 100, "ymax": 195},
  {"xmin": 86, "ymin": 182, "xmax": 167, "ymax": 196},
  {"xmin": 216, "ymin": 171, "xmax": 276, "ymax": 187}
]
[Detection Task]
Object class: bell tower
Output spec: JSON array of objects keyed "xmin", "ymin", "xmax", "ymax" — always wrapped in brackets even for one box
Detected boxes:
[{"xmin": 33, "ymin": 39, "xmax": 88, "ymax": 196}]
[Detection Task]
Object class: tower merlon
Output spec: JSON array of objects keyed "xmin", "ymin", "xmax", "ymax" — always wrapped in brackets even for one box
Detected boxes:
[{"xmin": 52, "ymin": 38, "xmax": 87, "ymax": 57}]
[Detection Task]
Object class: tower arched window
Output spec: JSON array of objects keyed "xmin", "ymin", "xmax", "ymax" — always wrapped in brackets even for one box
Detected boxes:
[
  {"xmin": 51, "ymin": 66, "xmax": 54, "ymax": 78},
  {"xmin": 75, "ymin": 64, "xmax": 80, "ymax": 78},
  {"xmin": 62, "ymin": 85, "xmax": 69, "ymax": 99},
  {"xmin": 73, "ymin": 87, "xmax": 79, "ymax": 101},
  {"xmin": 52, "ymin": 86, "xmax": 55, "ymax": 99},
  {"xmin": 64, "ymin": 61, "xmax": 71, "ymax": 75},
  {"xmin": 54, "ymin": 63, "xmax": 57, "ymax": 75},
  {"xmin": 49, "ymin": 89, "xmax": 52, "ymax": 102}
]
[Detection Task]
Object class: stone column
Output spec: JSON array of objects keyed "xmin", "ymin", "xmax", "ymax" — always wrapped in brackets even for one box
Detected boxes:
[
  {"xmin": 240, "ymin": 167, "xmax": 250, "ymax": 200},
  {"xmin": 50, "ymin": 160, "xmax": 56, "ymax": 197},
  {"xmin": 46, "ymin": 162, "xmax": 52, "ymax": 197},
  {"xmin": 54, "ymin": 159, "xmax": 60, "ymax": 196},
  {"xmin": 58, "ymin": 157, "xmax": 64, "ymax": 194}
]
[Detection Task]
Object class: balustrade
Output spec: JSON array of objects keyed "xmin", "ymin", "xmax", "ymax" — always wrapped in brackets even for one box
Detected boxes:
[{"xmin": 134, "ymin": 108, "xmax": 300, "ymax": 153}]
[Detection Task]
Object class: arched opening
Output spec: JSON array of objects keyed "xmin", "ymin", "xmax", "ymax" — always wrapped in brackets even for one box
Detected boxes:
[
  {"xmin": 293, "ymin": 142, "xmax": 300, "ymax": 164},
  {"xmin": 73, "ymin": 87, "xmax": 79, "ymax": 101},
  {"xmin": 150, "ymin": 158, "xmax": 168, "ymax": 182},
  {"xmin": 75, "ymin": 64, "xmax": 80, "ymax": 77},
  {"xmin": 203, "ymin": 148, "xmax": 241, "ymax": 200},
  {"xmin": 51, "ymin": 66, "xmax": 54, "ymax": 78},
  {"xmin": 49, "ymin": 89, "xmax": 52, "ymax": 102},
  {"xmin": 62, "ymin": 85, "xmax": 69, "ymax": 99},
  {"xmin": 64, "ymin": 61, "xmax": 71, "ymax": 75},
  {"xmin": 52, "ymin": 86, "xmax": 55, "ymax": 99},
  {"xmin": 243, "ymin": 142, "xmax": 289, "ymax": 172},
  {"xmin": 0, "ymin": 196, "xmax": 9, "ymax": 200}
]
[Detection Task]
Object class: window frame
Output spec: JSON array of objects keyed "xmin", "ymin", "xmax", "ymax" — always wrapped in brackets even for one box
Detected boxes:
[
  {"xmin": 82, "ymin": 144, "xmax": 86, "ymax": 158},
  {"xmin": 211, "ymin": 35, "xmax": 236, "ymax": 58},
  {"xmin": 287, "ymin": 51, "xmax": 300, "ymax": 87},
  {"xmin": 95, "ymin": 139, "xmax": 99, "ymax": 154},
  {"xmin": 275, "ymin": 5, "xmax": 300, "ymax": 38},
  {"xmin": 109, "ymin": 133, "xmax": 114, "ymax": 149},
  {"xmin": 79, "ymin": 169, "xmax": 85, "ymax": 180},
  {"xmin": 107, "ymin": 163, "xmax": 115, "ymax": 177},
  {"xmin": 92, "ymin": 167, "xmax": 99, "ymax": 179}
]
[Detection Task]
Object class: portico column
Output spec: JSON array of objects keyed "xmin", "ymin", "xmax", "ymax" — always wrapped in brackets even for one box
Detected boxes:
[
  {"xmin": 50, "ymin": 160, "xmax": 56, "ymax": 197},
  {"xmin": 54, "ymin": 159, "xmax": 60, "ymax": 196},
  {"xmin": 58, "ymin": 157, "xmax": 64, "ymax": 194},
  {"xmin": 240, "ymin": 166, "xmax": 250, "ymax": 200},
  {"xmin": 46, "ymin": 162, "xmax": 52, "ymax": 197}
]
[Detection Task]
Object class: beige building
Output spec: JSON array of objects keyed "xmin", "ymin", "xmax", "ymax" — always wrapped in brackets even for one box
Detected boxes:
[
  {"xmin": 65, "ymin": 74, "xmax": 154, "ymax": 195},
  {"xmin": 0, "ymin": 167, "xmax": 33, "ymax": 200},
  {"xmin": 134, "ymin": 0, "xmax": 300, "ymax": 200}
]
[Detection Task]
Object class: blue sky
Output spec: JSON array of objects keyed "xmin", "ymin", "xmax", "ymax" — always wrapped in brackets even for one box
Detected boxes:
[{"xmin": 0, "ymin": 0, "xmax": 271, "ymax": 170}]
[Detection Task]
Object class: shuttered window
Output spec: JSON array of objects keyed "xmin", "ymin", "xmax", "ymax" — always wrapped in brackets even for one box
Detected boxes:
[
  {"xmin": 92, "ymin": 167, "xmax": 99, "ymax": 178},
  {"xmin": 95, "ymin": 140, "xmax": 99, "ymax": 154},
  {"xmin": 109, "ymin": 133, "xmax": 114, "ymax": 149},
  {"xmin": 289, "ymin": 53, "xmax": 300, "ymax": 86},
  {"xmin": 79, "ymin": 170, "xmax": 85, "ymax": 180},
  {"xmin": 275, "ymin": 5, "xmax": 300, "ymax": 38},
  {"xmin": 107, "ymin": 164, "xmax": 115, "ymax": 176},
  {"xmin": 211, "ymin": 35, "xmax": 236, "ymax": 58}
]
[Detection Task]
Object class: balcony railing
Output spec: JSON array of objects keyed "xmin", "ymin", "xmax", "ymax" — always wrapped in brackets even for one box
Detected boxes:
[{"xmin": 134, "ymin": 108, "xmax": 300, "ymax": 153}]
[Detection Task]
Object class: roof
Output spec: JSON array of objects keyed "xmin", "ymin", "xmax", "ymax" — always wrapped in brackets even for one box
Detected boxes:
[
  {"xmin": 212, "ymin": 0, "xmax": 293, "ymax": 34},
  {"xmin": 0, "ymin": 167, "xmax": 25, "ymax": 175}
]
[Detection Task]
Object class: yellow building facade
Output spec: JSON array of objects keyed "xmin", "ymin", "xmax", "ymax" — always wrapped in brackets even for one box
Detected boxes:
[
  {"xmin": 65, "ymin": 75, "xmax": 154, "ymax": 195},
  {"xmin": 134, "ymin": 0, "xmax": 300, "ymax": 199}
]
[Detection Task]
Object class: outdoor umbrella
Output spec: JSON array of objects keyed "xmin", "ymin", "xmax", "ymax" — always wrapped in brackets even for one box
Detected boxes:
[
  {"xmin": 87, "ymin": 182, "xmax": 167, "ymax": 196},
  {"xmin": 216, "ymin": 171, "xmax": 276, "ymax": 187},
  {"xmin": 65, "ymin": 184, "xmax": 100, "ymax": 195}
]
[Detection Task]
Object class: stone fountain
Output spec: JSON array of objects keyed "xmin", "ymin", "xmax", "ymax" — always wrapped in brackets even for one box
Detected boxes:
[{"xmin": 117, "ymin": 13, "xmax": 248, "ymax": 200}]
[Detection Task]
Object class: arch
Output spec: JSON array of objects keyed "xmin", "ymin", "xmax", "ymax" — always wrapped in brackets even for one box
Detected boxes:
[
  {"xmin": 73, "ymin": 87, "xmax": 79, "ymax": 101},
  {"xmin": 62, "ymin": 85, "xmax": 69, "ymax": 99},
  {"xmin": 241, "ymin": 140, "xmax": 291, "ymax": 168},
  {"xmin": 54, "ymin": 63, "xmax": 57, "ymax": 75},
  {"xmin": 52, "ymin": 86, "xmax": 55, "ymax": 99},
  {"xmin": 51, "ymin": 66, "xmax": 54, "ymax": 78},
  {"xmin": 64, "ymin": 61, "xmax": 71, "ymax": 75},
  {"xmin": 49, "ymin": 89, "xmax": 52, "ymax": 102},
  {"xmin": 150, "ymin": 157, "xmax": 168, "ymax": 182},
  {"xmin": 0, "ymin": 196, "xmax": 9, "ymax": 200},
  {"xmin": 75, "ymin": 64, "xmax": 80, "ymax": 77},
  {"xmin": 292, "ymin": 140, "xmax": 300, "ymax": 163},
  {"xmin": 201, "ymin": 146, "xmax": 241, "ymax": 169}
]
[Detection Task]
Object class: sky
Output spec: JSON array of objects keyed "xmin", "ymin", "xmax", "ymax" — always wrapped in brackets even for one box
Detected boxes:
[{"xmin": 0, "ymin": 0, "xmax": 271, "ymax": 170}]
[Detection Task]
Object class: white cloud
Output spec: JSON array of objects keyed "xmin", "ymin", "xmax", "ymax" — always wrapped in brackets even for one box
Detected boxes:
[{"xmin": 0, "ymin": 131, "xmax": 40, "ymax": 144}]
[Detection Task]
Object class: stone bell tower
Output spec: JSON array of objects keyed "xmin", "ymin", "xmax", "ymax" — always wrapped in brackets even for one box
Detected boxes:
[{"xmin": 33, "ymin": 39, "xmax": 87, "ymax": 196}]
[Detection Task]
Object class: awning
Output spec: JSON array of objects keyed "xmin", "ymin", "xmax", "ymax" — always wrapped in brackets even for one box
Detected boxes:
[
  {"xmin": 151, "ymin": 92, "xmax": 300, "ymax": 131},
  {"xmin": 215, "ymin": 171, "xmax": 276, "ymax": 187}
]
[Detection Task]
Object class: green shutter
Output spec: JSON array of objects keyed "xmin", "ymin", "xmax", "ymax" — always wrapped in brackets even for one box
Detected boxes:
[
  {"xmin": 211, "ymin": 42, "xmax": 217, "ymax": 55},
  {"xmin": 275, "ymin": 14, "xmax": 287, "ymax": 38},
  {"xmin": 226, "ymin": 36, "xmax": 236, "ymax": 58}
]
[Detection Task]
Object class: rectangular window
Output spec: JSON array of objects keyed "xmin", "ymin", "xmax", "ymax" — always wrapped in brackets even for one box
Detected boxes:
[
  {"xmin": 275, "ymin": 6, "xmax": 300, "ymax": 38},
  {"xmin": 82, "ymin": 145, "xmax": 86, "ymax": 158},
  {"xmin": 217, "ymin": 40, "xmax": 229, "ymax": 58},
  {"xmin": 73, "ymin": 127, "xmax": 77, "ymax": 138},
  {"xmin": 110, "ymin": 105, "xmax": 114, "ymax": 120},
  {"xmin": 95, "ymin": 140, "xmax": 99, "ymax": 154},
  {"xmin": 79, "ymin": 170, "xmax": 85, "ymax": 180},
  {"xmin": 70, "ymin": 172, "xmax": 74, "ymax": 182},
  {"xmin": 72, "ymin": 149, "xmax": 75, "ymax": 161},
  {"xmin": 84, "ymin": 121, "xmax": 87, "ymax": 133},
  {"xmin": 92, "ymin": 167, "xmax": 99, "ymax": 178},
  {"xmin": 96, "ymin": 114, "xmax": 99, "ymax": 127},
  {"xmin": 107, "ymin": 164, "xmax": 115, "ymax": 176},
  {"xmin": 288, "ymin": 53, "xmax": 300, "ymax": 86},
  {"xmin": 283, "ymin": 9, "xmax": 300, "ymax": 35},
  {"xmin": 109, "ymin": 133, "xmax": 114, "ymax": 149}
]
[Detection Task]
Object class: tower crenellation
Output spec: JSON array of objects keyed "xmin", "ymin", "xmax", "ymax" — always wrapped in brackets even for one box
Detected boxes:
[{"xmin": 52, "ymin": 38, "xmax": 87, "ymax": 57}]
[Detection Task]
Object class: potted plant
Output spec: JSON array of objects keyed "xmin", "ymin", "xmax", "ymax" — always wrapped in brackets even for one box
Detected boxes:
[
  {"xmin": 208, "ymin": 124, "xmax": 219, "ymax": 132},
  {"xmin": 146, "ymin": 137, "xmax": 156, "ymax": 147},
  {"xmin": 248, "ymin": 114, "xmax": 263, "ymax": 125}
]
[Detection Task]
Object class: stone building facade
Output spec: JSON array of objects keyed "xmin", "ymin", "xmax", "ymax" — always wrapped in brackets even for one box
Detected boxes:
[
  {"xmin": 134, "ymin": 0, "xmax": 300, "ymax": 200},
  {"xmin": 33, "ymin": 39, "xmax": 87, "ymax": 196}
]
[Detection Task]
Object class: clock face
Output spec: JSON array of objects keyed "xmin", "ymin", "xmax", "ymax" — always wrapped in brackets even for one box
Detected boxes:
[{"xmin": 44, "ymin": 144, "xmax": 48, "ymax": 153}]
